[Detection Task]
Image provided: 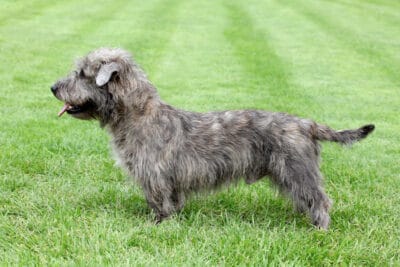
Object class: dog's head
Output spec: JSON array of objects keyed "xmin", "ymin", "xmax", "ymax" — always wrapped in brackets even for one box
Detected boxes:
[{"xmin": 51, "ymin": 48, "xmax": 136, "ymax": 122}]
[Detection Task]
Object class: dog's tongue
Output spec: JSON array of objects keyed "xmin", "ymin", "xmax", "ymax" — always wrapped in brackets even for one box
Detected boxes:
[{"xmin": 58, "ymin": 103, "xmax": 71, "ymax": 117}]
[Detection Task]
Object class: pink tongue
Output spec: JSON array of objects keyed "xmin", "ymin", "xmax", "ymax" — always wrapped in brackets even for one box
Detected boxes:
[{"xmin": 58, "ymin": 103, "xmax": 71, "ymax": 117}]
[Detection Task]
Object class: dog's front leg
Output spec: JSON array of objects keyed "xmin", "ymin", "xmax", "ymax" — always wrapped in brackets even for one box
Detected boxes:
[{"xmin": 143, "ymin": 185, "xmax": 178, "ymax": 224}]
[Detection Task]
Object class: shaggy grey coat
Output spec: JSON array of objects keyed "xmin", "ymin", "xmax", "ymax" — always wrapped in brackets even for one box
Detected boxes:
[{"xmin": 51, "ymin": 48, "xmax": 374, "ymax": 229}]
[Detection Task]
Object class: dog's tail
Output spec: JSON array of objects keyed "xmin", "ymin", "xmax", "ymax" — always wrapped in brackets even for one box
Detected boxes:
[{"xmin": 312, "ymin": 123, "xmax": 375, "ymax": 145}]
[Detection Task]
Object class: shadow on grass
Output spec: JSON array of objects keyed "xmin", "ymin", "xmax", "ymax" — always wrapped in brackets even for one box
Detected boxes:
[
  {"xmin": 73, "ymin": 182, "xmax": 311, "ymax": 229},
  {"xmin": 180, "ymin": 193, "xmax": 310, "ymax": 229}
]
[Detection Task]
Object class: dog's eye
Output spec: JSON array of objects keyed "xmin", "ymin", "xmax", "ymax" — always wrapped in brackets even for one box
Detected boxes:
[{"xmin": 79, "ymin": 70, "xmax": 85, "ymax": 78}]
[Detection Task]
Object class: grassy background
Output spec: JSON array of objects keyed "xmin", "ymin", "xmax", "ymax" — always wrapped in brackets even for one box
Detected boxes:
[{"xmin": 1, "ymin": 0, "xmax": 399, "ymax": 265}]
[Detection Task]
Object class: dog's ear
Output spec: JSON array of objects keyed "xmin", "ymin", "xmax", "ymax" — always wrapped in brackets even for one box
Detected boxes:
[{"xmin": 96, "ymin": 62, "xmax": 120, "ymax": 86}]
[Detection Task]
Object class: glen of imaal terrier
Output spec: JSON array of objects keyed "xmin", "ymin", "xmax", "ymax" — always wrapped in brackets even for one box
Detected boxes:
[{"xmin": 51, "ymin": 48, "xmax": 374, "ymax": 229}]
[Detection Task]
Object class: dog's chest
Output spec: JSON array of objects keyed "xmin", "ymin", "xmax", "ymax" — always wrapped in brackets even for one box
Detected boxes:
[
  {"xmin": 111, "ymin": 134, "xmax": 141, "ymax": 166},
  {"xmin": 109, "ymin": 129, "xmax": 168, "ymax": 180}
]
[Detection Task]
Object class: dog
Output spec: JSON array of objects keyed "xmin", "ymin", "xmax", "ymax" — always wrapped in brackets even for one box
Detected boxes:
[{"xmin": 51, "ymin": 47, "xmax": 374, "ymax": 229}]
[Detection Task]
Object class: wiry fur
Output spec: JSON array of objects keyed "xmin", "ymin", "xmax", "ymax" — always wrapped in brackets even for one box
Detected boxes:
[{"xmin": 51, "ymin": 48, "xmax": 375, "ymax": 229}]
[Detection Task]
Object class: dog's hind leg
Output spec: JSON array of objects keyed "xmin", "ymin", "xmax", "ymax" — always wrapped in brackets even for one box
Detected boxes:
[
  {"xmin": 271, "ymin": 159, "xmax": 332, "ymax": 229},
  {"xmin": 293, "ymin": 180, "xmax": 332, "ymax": 230}
]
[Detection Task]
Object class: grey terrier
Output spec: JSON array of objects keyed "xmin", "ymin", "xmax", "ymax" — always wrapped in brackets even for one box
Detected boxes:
[{"xmin": 51, "ymin": 48, "xmax": 374, "ymax": 229}]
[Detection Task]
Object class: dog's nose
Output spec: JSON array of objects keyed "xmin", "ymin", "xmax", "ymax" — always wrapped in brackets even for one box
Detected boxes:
[{"xmin": 51, "ymin": 84, "xmax": 58, "ymax": 95}]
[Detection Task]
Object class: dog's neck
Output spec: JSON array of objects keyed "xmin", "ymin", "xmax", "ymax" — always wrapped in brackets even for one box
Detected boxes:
[
  {"xmin": 133, "ymin": 79, "xmax": 161, "ymax": 111},
  {"xmin": 103, "ymin": 78, "xmax": 162, "ymax": 129}
]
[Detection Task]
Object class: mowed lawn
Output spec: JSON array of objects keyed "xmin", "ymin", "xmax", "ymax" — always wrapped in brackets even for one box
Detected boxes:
[{"xmin": 1, "ymin": 0, "xmax": 399, "ymax": 265}]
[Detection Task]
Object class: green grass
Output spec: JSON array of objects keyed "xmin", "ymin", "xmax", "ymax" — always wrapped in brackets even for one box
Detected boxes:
[{"xmin": 1, "ymin": 0, "xmax": 399, "ymax": 265}]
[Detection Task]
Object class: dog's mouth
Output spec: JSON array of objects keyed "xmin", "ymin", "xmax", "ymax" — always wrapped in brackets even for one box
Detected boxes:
[{"xmin": 58, "ymin": 101, "xmax": 94, "ymax": 117}]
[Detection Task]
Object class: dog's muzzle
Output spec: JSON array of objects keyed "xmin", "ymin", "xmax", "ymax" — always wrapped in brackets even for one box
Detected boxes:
[{"xmin": 51, "ymin": 84, "xmax": 58, "ymax": 96}]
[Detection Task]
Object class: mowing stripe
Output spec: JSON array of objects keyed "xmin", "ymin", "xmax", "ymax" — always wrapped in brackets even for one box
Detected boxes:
[
  {"xmin": 1, "ymin": 0, "xmax": 183, "ymax": 120},
  {"xmin": 0, "ymin": 0, "xmax": 134, "ymax": 123},
  {"xmin": 333, "ymin": 0, "xmax": 400, "ymax": 22},
  {"xmin": 223, "ymin": 2, "xmax": 320, "ymax": 113},
  {"xmin": 121, "ymin": 0, "xmax": 184, "ymax": 74},
  {"xmin": 360, "ymin": 0, "xmax": 400, "ymax": 10},
  {"xmin": 4, "ymin": 0, "xmax": 180, "ymax": 78},
  {"xmin": 0, "ymin": 0, "xmax": 130, "ymax": 69},
  {"xmin": 1, "ymin": 0, "xmax": 131, "ymax": 89},
  {"xmin": 224, "ymin": 3, "xmax": 290, "ymax": 95},
  {"xmin": 40, "ymin": 0, "xmax": 185, "ymax": 84},
  {"xmin": 235, "ymin": 0, "xmax": 398, "ymax": 126},
  {"xmin": 0, "ymin": 0, "xmax": 59, "ymax": 27},
  {"xmin": 318, "ymin": 0, "xmax": 400, "ymax": 49},
  {"xmin": 148, "ymin": 0, "xmax": 251, "ymax": 111},
  {"xmin": 283, "ymin": 0, "xmax": 400, "ymax": 87}
]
